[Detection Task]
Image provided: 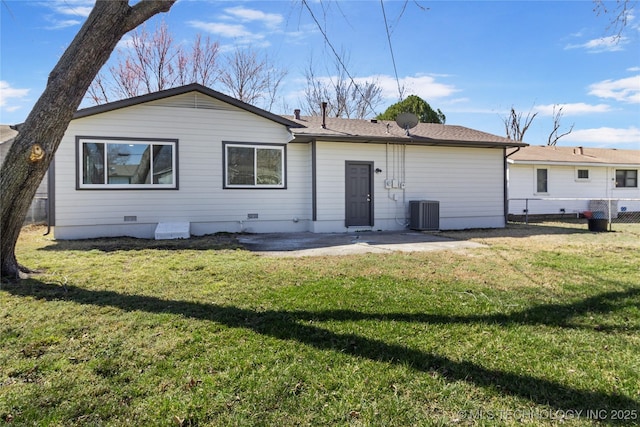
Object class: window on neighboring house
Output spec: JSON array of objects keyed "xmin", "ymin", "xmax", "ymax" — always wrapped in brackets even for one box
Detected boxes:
[
  {"xmin": 224, "ymin": 143, "xmax": 285, "ymax": 188},
  {"xmin": 78, "ymin": 137, "xmax": 177, "ymax": 189},
  {"xmin": 536, "ymin": 168, "xmax": 548, "ymax": 193},
  {"xmin": 577, "ymin": 169, "xmax": 589, "ymax": 180},
  {"xmin": 616, "ymin": 169, "xmax": 638, "ymax": 188}
]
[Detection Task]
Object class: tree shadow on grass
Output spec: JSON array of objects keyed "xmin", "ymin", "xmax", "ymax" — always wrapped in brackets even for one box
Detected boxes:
[
  {"xmin": 286, "ymin": 287, "xmax": 640, "ymax": 334},
  {"xmin": 3, "ymin": 281, "xmax": 639, "ymax": 423}
]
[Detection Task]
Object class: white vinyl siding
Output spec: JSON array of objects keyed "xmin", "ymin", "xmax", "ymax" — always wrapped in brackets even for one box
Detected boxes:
[
  {"xmin": 54, "ymin": 99, "xmax": 310, "ymax": 238},
  {"xmin": 508, "ymin": 164, "xmax": 640, "ymax": 215},
  {"xmin": 313, "ymin": 142, "xmax": 505, "ymax": 231}
]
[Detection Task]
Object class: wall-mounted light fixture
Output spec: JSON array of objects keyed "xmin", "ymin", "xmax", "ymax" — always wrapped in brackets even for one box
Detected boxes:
[{"xmin": 375, "ymin": 168, "xmax": 383, "ymax": 174}]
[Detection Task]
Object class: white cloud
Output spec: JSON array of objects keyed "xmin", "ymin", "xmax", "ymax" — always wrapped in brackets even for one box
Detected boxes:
[
  {"xmin": 565, "ymin": 36, "xmax": 629, "ymax": 52},
  {"xmin": 45, "ymin": 18, "xmax": 82, "ymax": 30},
  {"xmin": 534, "ymin": 103, "xmax": 612, "ymax": 116},
  {"xmin": 188, "ymin": 21, "xmax": 253, "ymax": 38},
  {"xmin": 588, "ymin": 75, "xmax": 640, "ymax": 103},
  {"xmin": 370, "ymin": 74, "xmax": 459, "ymax": 101},
  {"xmin": 563, "ymin": 126, "xmax": 640, "ymax": 146},
  {"xmin": 37, "ymin": 0, "xmax": 92, "ymax": 30},
  {"xmin": 188, "ymin": 20, "xmax": 267, "ymax": 46},
  {"xmin": 0, "ymin": 81, "xmax": 30, "ymax": 110},
  {"xmin": 45, "ymin": 0, "xmax": 93, "ymax": 17},
  {"xmin": 223, "ymin": 6, "xmax": 283, "ymax": 29}
]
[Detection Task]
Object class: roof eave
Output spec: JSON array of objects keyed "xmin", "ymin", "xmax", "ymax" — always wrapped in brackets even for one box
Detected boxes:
[
  {"xmin": 291, "ymin": 133, "xmax": 527, "ymax": 148},
  {"xmin": 509, "ymin": 159, "xmax": 640, "ymax": 167}
]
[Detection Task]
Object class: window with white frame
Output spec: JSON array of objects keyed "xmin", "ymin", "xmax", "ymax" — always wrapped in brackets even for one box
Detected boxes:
[
  {"xmin": 616, "ymin": 169, "xmax": 637, "ymax": 188},
  {"xmin": 576, "ymin": 168, "xmax": 589, "ymax": 181},
  {"xmin": 536, "ymin": 168, "xmax": 548, "ymax": 193},
  {"xmin": 78, "ymin": 137, "xmax": 177, "ymax": 189},
  {"xmin": 224, "ymin": 143, "xmax": 285, "ymax": 188}
]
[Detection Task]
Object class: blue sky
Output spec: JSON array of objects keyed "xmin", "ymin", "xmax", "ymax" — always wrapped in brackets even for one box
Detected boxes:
[{"xmin": 1, "ymin": 0, "xmax": 639, "ymax": 148}]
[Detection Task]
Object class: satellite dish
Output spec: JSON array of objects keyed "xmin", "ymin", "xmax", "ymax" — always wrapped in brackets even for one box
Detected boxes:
[{"xmin": 395, "ymin": 112, "xmax": 419, "ymax": 135}]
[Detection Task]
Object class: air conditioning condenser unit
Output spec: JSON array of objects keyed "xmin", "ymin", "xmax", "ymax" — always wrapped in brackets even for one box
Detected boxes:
[{"xmin": 409, "ymin": 200, "xmax": 439, "ymax": 231}]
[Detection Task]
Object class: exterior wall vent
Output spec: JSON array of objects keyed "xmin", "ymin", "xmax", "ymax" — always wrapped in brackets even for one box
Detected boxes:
[{"xmin": 409, "ymin": 200, "xmax": 439, "ymax": 231}]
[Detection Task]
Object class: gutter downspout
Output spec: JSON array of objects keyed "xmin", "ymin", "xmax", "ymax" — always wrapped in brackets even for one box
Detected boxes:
[{"xmin": 504, "ymin": 147, "xmax": 522, "ymax": 225}]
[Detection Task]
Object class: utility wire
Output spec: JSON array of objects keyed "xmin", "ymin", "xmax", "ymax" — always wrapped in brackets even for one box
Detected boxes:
[
  {"xmin": 380, "ymin": 0, "xmax": 404, "ymax": 101},
  {"xmin": 301, "ymin": 0, "xmax": 380, "ymax": 118}
]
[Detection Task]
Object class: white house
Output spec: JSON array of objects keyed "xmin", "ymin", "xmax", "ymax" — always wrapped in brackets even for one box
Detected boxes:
[
  {"xmin": 507, "ymin": 145, "xmax": 640, "ymax": 217},
  {"xmin": 44, "ymin": 84, "xmax": 525, "ymax": 240}
]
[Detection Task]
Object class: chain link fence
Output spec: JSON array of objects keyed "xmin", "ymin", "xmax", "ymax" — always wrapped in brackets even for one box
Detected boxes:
[
  {"xmin": 508, "ymin": 198, "xmax": 640, "ymax": 231},
  {"xmin": 24, "ymin": 196, "xmax": 48, "ymax": 224}
]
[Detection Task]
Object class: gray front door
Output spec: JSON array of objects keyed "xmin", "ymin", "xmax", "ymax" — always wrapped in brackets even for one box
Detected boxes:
[{"xmin": 345, "ymin": 161, "xmax": 373, "ymax": 227}]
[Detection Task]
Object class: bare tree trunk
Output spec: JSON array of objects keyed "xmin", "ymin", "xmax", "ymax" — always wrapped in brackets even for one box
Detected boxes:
[{"xmin": 0, "ymin": 0, "xmax": 175, "ymax": 281}]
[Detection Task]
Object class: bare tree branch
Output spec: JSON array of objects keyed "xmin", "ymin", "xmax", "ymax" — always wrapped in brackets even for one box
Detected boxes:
[
  {"xmin": 302, "ymin": 52, "xmax": 382, "ymax": 119},
  {"xmin": 547, "ymin": 105, "xmax": 574, "ymax": 146},
  {"xmin": 593, "ymin": 0, "xmax": 636, "ymax": 40},
  {"xmin": 503, "ymin": 106, "xmax": 538, "ymax": 142},
  {"xmin": 218, "ymin": 47, "xmax": 287, "ymax": 107},
  {"xmin": 87, "ymin": 20, "xmax": 220, "ymax": 104}
]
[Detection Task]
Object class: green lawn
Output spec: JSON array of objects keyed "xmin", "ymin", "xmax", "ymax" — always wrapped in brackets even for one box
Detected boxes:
[{"xmin": 1, "ymin": 224, "xmax": 639, "ymax": 426}]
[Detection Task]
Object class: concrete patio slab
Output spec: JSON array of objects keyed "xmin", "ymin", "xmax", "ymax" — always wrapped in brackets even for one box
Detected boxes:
[{"xmin": 237, "ymin": 231, "xmax": 485, "ymax": 257}]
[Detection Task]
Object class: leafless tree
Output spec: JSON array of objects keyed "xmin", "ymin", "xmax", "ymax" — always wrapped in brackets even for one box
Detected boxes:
[
  {"xmin": 87, "ymin": 20, "xmax": 219, "ymax": 104},
  {"xmin": 303, "ymin": 62, "xmax": 332, "ymax": 116},
  {"xmin": 503, "ymin": 106, "xmax": 538, "ymax": 142},
  {"xmin": 547, "ymin": 105, "xmax": 574, "ymax": 146},
  {"xmin": 218, "ymin": 47, "xmax": 287, "ymax": 110},
  {"xmin": 1, "ymin": 0, "xmax": 176, "ymax": 280},
  {"xmin": 302, "ymin": 54, "xmax": 383, "ymax": 119},
  {"xmin": 186, "ymin": 34, "xmax": 219, "ymax": 87}
]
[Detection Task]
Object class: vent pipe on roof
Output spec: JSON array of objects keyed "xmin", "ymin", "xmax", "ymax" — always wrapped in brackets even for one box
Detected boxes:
[
  {"xmin": 321, "ymin": 102, "xmax": 327, "ymax": 129},
  {"xmin": 294, "ymin": 109, "xmax": 301, "ymax": 120}
]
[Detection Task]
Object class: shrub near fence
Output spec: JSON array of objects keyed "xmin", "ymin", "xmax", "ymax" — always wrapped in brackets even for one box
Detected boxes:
[{"xmin": 508, "ymin": 198, "xmax": 640, "ymax": 230}]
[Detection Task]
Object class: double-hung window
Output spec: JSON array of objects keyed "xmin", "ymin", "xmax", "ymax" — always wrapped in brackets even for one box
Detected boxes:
[
  {"xmin": 616, "ymin": 169, "xmax": 638, "ymax": 188},
  {"xmin": 78, "ymin": 137, "xmax": 178, "ymax": 189},
  {"xmin": 224, "ymin": 143, "xmax": 285, "ymax": 188}
]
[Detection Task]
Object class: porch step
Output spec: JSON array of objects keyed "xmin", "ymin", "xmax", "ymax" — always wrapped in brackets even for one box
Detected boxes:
[{"xmin": 155, "ymin": 222, "xmax": 190, "ymax": 240}]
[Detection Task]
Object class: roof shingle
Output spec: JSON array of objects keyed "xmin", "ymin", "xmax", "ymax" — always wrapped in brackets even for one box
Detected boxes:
[
  {"xmin": 285, "ymin": 115, "xmax": 525, "ymax": 148},
  {"xmin": 508, "ymin": 145, "xmax": 640, "ymax": 166}
]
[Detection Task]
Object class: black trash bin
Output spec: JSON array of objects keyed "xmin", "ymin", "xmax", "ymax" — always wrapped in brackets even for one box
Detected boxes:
[{"xmin": 588, "ymin": 219, "xmax": 608, "ymax": 232}]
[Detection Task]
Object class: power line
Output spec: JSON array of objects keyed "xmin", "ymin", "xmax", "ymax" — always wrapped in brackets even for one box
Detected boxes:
[
  {"xmin": 301, "ymin": 0, "xmax": 380, "ymax": 118},
  {"xmin": 380, "ymin": 0, "xmax": 404, "ymax": 101}
]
